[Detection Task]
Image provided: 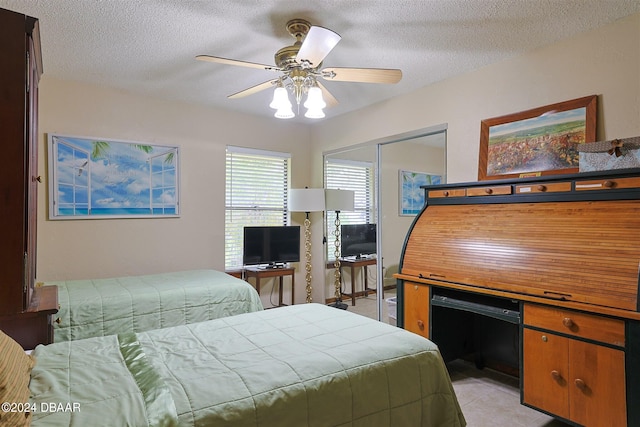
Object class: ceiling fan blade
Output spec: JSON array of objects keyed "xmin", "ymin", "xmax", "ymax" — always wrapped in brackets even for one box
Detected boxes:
[
  {"xmin": 228, "ymin": 79, "xmax": 279, "ymax": 99},
  {"xmin": 295, "ymin": 26, "xmax": 341, "ymax": 68},
  {"xmin": 196, "ymin": 55, "xmax": 278, "ymax": 71},
  {"xmin": 317, "ymin": 82, "xmax": 339, "ymax": 108},
  {"xmin": 321, "ymin": 67, "xmax": 402, "ymax": 84}
]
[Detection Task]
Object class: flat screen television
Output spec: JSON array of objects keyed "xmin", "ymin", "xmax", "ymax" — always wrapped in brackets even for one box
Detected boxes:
[
  {"xmin": 243, "ymin": 225, "xmax": 300, "ymax": 267},
  {"xmin": 340, "ymin": 223, "xmax": 376, "ymax": 259}
]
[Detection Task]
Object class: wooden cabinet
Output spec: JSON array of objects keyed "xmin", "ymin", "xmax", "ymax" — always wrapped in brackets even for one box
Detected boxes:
[
  {"xmin": 0, "ymin": 7, "xmax": 57, "ymax": 349},
  {"xmin": 398, "ymin": 169, "xmax": 640, "ymax": 426},
  {"xmin": 523, "ymin": 304, "xmax": 627, "ymax": 427},
  {"xmin": 403, "ymin": 282, "xmax": 430, "ymax": 339}
]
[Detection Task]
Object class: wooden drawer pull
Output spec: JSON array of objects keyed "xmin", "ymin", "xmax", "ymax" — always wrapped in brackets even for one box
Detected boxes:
[
  {"xmin": 603, "ymin": 180, "xmax": 615, "ymax": 188},
  {"xmin": 443, "ymin": 190, "xmax": 449, "ymax": 197},
  {"xmin": 574, "ymin": 378, "xmax": 587, "ymax": 390},
  {"xmin": 551, "ymin": 370, "xmax": 561, "ymax": 380},
  {"xmin": 417, "ymin": 320, "xmax": 425, "ymax": 331},
  {"xmin": 485, "ymin": 188, "xmax": 493, "ymax": 194},
  {"xmin": 562, "ymin": 317, "xmax": 574, "ymax": 328},
  {"xmin": 537, "ymin": 185, "xmax": 547, "ymax": 192}
]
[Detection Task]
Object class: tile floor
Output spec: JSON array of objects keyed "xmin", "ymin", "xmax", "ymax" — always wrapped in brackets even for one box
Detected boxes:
[{"xmin": 346, "ymin": 291, "xmax": 570, "ymax": 427}]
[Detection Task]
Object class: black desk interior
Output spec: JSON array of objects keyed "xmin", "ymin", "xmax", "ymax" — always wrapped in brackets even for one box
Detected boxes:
[{"xmin": 430, "ymin": 287, "xmax": 520, "ymax": 375}]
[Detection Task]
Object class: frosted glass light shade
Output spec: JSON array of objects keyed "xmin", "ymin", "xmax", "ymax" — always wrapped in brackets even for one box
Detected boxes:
[
  {"xmin": 274, "ymin": 106, "xmax": 295, "ymax": 119},
  {"xmin": 303, "ymin": 86, "xmax": 326, "ymax": 119},
  {"xmin": 304, "ymin": 108, "xmax": 325, "ymax": 119},
  {"xmin": 289, "ymin": 188, "xmax": 326, "ymax": 212},
  {"xmin": 325, "ymin": 189, "xmax": 354, "ymax": 212},
  {"xmin": 270, "ymin": 87, "xmax": 292, "ymax": 109},
  {"xmin": 304, "ymin": 87, "xmax": 326, "ymax": 109}
]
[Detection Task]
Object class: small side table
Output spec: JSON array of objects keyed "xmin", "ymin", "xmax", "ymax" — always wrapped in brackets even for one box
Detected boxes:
[
  {"xmin": 336, "ymin": 257, "xmax": 377, "ymax": 306},
  {"xmin": 0, "ymin": 285, "xmax": 59, "ymax": 350},
  {"xmin": 244, "ymin": 266, "xmax": 295, "ymax": 307}
]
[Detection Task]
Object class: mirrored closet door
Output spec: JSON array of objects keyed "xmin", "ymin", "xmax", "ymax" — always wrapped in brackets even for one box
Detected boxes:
[{"xmin": 323, "ymin": 126, "xmax": 447, "ymax": 323}]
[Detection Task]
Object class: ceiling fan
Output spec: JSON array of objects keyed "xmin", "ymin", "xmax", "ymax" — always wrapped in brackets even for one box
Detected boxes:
[{"xmin": 196, "ymin": 19, "xmax": 402, "ymax": 118}]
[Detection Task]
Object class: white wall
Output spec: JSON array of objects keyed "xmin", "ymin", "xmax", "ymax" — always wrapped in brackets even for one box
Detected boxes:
[
  {"xmin": 35, "ymin": 13, "xmax": 640, "ymax": 306},
  {"xmin": 310, "ymin": 13, "xmax": 640, "ymax": 184},
  {"xmin": 37, "ymin": 78, "xmax": 315, "ymax": 303},
  {"xmin": 309, "ymin": 13, "xmax": 639, "ymax": 302}
]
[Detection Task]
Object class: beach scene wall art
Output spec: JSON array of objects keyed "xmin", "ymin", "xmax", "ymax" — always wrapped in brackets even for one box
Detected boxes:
[
  {"xmin": 48, "ymin": 134, "xmax": 179, "ymax": 219},
  {"xmin": 399, "ymin": 169, "xmax": 441, "ymax": 216}
]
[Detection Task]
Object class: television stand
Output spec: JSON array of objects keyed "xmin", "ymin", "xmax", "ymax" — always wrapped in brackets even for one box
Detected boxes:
[
  {"xmin": 244, "ymin": 266, "xmax": 295, "ymax": 308},
  {"xmin": 337, "ymin": 257, "xmax": 377, "ymax": 306}
]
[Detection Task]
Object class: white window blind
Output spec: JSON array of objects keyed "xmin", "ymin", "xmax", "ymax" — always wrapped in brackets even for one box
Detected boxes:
[
  {"xmin": 324, "ymin": 158, "xmax": 374, "ymax": 259},
  {"xmin": 225, "ymin": 146, "xmax": 291, "ymax": 269}
]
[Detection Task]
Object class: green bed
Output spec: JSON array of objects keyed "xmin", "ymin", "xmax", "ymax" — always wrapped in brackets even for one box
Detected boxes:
[
  {"xmin": 28, "ymin": 304, "xmax": 466, "ymax": 427},
  {"xmin": 43, "ymin": 269, "xmax": 264, "ymax": 342}
]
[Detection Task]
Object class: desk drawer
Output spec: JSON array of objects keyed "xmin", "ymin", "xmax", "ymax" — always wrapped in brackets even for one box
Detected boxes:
[
  {"xmin": 429, "ymin": 188, "xmax": 466, "ymax": 198},
  {"xmin": 575, "ymin": 176, "xmax": 640, "ymax": 191},
  {"xmin": 523, "ymin": 304, "xmax": 625, "ymax": 347},
  {"xmin": 466, "ymin": 185, "xmax": 512, "ymax": 197},
  {"xmin": 515, "ymin": 182, "xmax": 571, "ymax": 194}
]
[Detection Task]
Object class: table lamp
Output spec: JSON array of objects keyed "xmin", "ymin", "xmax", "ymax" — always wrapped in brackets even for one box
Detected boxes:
[
  {"xmin": 288, "ymin": 188, "xmax": 325, "ymax": 303},
  {"xmin": 325, "ymin": 189, "xmax": 355, "ymax": 310}
]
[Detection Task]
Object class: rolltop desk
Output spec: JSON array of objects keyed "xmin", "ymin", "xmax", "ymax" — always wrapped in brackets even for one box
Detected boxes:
[{"xmin": 395, "ymin": 168, "xmax": 640, "ymax": 427}]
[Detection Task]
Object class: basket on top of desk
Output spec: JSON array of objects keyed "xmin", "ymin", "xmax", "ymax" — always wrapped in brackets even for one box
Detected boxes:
[{"xmin": 578, "ymin": 136, "xmax": 640, "ymax": 172}]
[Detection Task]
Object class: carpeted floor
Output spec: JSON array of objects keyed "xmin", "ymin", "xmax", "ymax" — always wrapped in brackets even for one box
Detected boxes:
[{"xmin": 347, "ymin": 291, "xmax": 569, "ymax": 427}]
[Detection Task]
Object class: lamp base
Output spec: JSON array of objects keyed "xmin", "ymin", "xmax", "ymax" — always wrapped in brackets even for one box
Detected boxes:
[{"xmin": 328, "ymin": 300, "xmax": 348, "ymax": 310}]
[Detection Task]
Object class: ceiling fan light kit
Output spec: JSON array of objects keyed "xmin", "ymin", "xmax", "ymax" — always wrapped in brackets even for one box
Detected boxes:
[
  {"xmin": 269, "ymin": 85, "xmax": 294, "ymax": 119},
  {"xmin": 196, "ymin": 18, "xmax": 402, "ymax": 120},
  {"xmin": 303, "ymin": 86, "xmax": 326, "ymax": 118}
]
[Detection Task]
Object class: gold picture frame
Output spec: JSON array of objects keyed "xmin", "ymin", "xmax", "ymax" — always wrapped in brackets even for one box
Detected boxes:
[{"xmin": 478, "ymin": 95, "xmax": 597, "ymax": 180}]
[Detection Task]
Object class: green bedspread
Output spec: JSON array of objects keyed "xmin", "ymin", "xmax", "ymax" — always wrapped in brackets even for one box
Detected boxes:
[
  {"xmin": 44, "ymin": 269, "xmax": 264, "ymax": 342},
  {"xmin": 30, "ymin": 304, "xmax": 466, "ymax": 427}
]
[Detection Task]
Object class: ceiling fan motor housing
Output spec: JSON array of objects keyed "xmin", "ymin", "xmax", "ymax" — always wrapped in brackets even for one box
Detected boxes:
[
  {"xmin": 286, "ymin": 19, "xmax": 311, "ymax": 40},
  {"xmin": 275, "ymin": 19, "xmax": 316, "ymax": 70},
  {"xmin": 275, "ymin": 45, "xmax": 301, "ymax": 70}
]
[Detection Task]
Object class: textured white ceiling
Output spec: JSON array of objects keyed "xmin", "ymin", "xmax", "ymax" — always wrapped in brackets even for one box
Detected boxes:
[{"xmin": 1, "ymin": 0, "xmax": 638, "ymax": 123}]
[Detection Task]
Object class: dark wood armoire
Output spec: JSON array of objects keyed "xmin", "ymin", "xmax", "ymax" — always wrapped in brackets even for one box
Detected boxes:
[{"xmin": 0, "ymin": 7, "xmax": 57, "ymax": 350}]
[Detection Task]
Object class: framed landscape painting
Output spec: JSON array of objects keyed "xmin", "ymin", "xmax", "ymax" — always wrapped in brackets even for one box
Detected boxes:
[
  {"xmin": 48, "ymin": 134, "xmax": 180, "ymax": 219},
  {"xmin": 399, "ymin": 169, "xmax": 442, "ymax": 216},
  {"xmin": 478, "ymin": 95, "xmax": 597, "ymax": 180}
]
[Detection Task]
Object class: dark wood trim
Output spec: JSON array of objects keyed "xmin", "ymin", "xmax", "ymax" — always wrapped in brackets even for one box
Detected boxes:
[{"xmin": 27, "ymin": 286, "xmax": 58, "ymax": 314}]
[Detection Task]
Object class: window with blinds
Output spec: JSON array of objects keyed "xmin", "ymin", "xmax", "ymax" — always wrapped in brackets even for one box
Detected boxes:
[
  {"xmin": 225, "ymin": 146, "xmax": 291, "ymax": 269},
  {"xmin": 324, "ymin": 158, "xmax": 375, "ymax": 260}
]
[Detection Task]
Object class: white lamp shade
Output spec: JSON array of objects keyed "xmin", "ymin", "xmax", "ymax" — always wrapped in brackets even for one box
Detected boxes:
[
  {"xmin": 270, "ymin": 87, "xmax": 291, "ymax": 109},
  {"xmin": 303, "ymin": 86, "xmax": 326, "ymax": 109},
  {"xmin": 304, "ymin": 107, "xmax": 325, "ymax": 119},
  {"xmin": 274, "ymin": 106, "xmax": 295, "ymax": 119},
  {"xmin": 325, "ymin": 189, "xmax": 355, "ymax": 212},
  {"xmin": 289, "ymin": 188, "xmax": 325, "ymax": 212}
]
